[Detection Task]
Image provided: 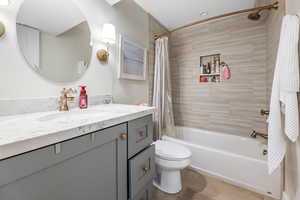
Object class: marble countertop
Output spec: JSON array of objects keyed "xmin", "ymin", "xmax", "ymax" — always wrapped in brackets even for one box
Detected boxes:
[{"xmin": 0, "ymin": 104, "xmax": 155, "ymax": 160}]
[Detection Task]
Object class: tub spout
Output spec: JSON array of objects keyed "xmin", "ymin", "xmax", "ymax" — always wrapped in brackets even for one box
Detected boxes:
[{"xmin": 250, "ymin": 130, "xmax": 268, "ymax": 140}]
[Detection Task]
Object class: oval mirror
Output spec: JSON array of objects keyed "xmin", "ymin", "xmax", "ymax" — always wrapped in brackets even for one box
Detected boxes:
[{"xmin": 16, "ymin": 0, "xmax": 92, "ymax": 83}]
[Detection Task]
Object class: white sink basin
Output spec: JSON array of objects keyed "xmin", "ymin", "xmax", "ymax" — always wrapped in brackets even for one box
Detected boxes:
[{"xmin": 38, "ymin": 109, "xmax": 107, "ymax": 122}]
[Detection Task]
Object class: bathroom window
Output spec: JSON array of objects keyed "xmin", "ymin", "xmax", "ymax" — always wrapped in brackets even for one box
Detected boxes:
[{"xmin": 16, "ymin": 24, "xmax": 40, "ymax": 72}]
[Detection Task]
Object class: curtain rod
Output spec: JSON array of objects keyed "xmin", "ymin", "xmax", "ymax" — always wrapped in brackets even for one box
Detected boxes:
[{"xmin": 154, "ymin": 1, "xmax": 279, "ymax": 40}]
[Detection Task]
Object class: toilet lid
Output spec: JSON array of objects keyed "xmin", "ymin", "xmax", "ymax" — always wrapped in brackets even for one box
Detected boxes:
[{"xmin": 155, "ymin": 140, "xmax": 192, "ymax": 161}]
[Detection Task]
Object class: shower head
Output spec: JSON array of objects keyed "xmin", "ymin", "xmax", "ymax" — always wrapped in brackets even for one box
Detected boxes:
[
  {"xmin": 248, "ymin": 1, "xmax": 279, "ymax": 21},
  {"xmin": 248, "ymin": 12, "xmax": 261, "ymax": 21}
]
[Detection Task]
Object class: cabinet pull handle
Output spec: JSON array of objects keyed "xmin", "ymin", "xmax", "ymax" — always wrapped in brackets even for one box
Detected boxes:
[
  {"xmin": 54, "ymin": 143, "xmax": 61, "ymax": 154},
  {"xmin": 90, "ymin": 133, "xmax": 96, "ymax": 143},
  {"xmin": 139, "ymin": 131, "xmax": 144, "ymax": 136},
  {"xmin": 120, "ymin": 133, "xmax": 127, "ymax": 140}
]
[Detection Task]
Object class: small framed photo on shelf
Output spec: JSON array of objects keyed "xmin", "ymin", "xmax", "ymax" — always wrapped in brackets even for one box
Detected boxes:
[{"xmin": 118, "ymin": 36, "xmax": 147, "ymax": 80}]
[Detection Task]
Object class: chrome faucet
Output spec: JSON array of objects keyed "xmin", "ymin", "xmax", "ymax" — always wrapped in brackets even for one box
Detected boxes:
[
  {"xmin": 58, "ymin": 88, "xmax": 77, "ymax": 111},
  {"xmin": 260, "ymin": 109, "xmax": 270, "ymax": 116},
  {"xmin": 250, "ymin": 130, "xmax": 268, "ymax": 140}
]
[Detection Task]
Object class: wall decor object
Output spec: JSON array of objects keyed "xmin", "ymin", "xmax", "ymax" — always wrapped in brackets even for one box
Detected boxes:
[
  {"xmin": 97, "ymin": 23, "xmax": 116, "ymax": 62},
  {"xmin": 0, "ymin": 22, "xmax": 5, "ymax": 37},
  {"xmin": 118, "ymin": 36, "xmax": 147, "ymax": 80},
  {"xmin": 199, "ymin": 54, "xmax": 229, "ymax": 83},
  {"xmin": 221, "ymin": 62, "xmax": 231, "ymax": 79}
]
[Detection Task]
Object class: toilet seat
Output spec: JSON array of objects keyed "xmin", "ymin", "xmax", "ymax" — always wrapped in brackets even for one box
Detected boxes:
[{"xmin": 155, "ymin": 140, "xmax": 191, "ymax": 161}]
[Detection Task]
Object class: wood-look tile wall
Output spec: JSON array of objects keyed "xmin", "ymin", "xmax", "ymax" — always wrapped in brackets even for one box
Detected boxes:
[{"xmin": 170, "ymin": 14, "xmax": 269, "ymax": 136}]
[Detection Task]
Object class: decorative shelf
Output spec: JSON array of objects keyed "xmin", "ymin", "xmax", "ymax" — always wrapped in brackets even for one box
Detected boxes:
[
  {"xmin": 199, "ymin": 54, "xmax": 222, "ymax": 83},
  {"xmin": 199, "ymin": 73, "xmax": 221, "ymax": 76}
]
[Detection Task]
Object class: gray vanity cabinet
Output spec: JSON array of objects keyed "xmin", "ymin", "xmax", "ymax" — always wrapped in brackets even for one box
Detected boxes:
[
  {"xmin": 133, "ymin": 182, "xmax": 154, "ymax": 200},
  {"xmin": 0, "ymin": 124, "xmax": 127, "ymax": 200},
  {"xmin": 0, "ymin": 115, "xmax": 155, "ymax": 200},
  {"xmin": 128, "ymin": 115, "xmax": 155, "ymax": 200}
]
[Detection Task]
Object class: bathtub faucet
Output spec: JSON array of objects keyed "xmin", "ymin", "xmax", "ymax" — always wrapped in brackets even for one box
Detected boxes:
[{"xmin": 250, "ymin": 130, "xmax": 268, "ymax": 140}]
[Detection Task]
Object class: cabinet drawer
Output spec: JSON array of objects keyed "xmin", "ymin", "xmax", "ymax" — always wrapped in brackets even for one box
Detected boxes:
[
  {"xmin": 129, "ymin": 145, "xmax": 155, "ymax": 199},
  {"xmin": 132, "ymin": 182, "xmax": 154, "ymax": 200},
  {"xmin": 128, "ymin": 115, "xmax": 153, "ymax": 158}
]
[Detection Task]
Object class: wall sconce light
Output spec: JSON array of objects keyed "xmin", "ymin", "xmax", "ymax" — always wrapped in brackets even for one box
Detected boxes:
[
  {"xmin": 97, "ymin": 23, "xmax": 116, "ymax": 62},
  {"xmin": 0, "ymin": 22, "xmax": 5, "ymax": 38},
  {"xmin": 0, "ymin": 0, "xmax": 9, "ymax": 6},
  {"xmin": 0, "ymin": 0, "xmax": 9, "ymax": 38}
]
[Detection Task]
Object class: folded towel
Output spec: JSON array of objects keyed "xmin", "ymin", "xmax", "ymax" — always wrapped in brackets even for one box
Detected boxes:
[{"xmin": 268, "ymin": 15, "xmax": 300, "ymax": 174}]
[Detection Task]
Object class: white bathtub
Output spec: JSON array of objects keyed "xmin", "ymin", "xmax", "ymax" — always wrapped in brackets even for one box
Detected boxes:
[{"xmin": 162, "ymin": 127, "xmax": 283, "ymax": 199}]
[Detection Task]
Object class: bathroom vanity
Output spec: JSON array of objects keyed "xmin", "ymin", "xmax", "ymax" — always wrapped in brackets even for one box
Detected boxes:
[{"xmin": 0, "ymin": 104, "xmax": 155, "ymax": 200}]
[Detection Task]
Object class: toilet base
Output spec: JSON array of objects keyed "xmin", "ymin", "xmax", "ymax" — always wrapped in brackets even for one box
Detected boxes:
[{"xmin": 153, "ymin": 169, "xmax": 182, "ymax": 194}]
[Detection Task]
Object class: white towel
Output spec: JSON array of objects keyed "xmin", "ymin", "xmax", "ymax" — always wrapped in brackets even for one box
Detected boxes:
[{"xmin": 268, "ymin": 15, "xmax": 300, "ymax": 174}]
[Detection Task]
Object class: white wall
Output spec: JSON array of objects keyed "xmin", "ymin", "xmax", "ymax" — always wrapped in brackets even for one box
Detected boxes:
[
  {"xmin": 0, "ymin": 0, "xmax": 149, "ymax": 105},
  {"xmin": 286, "ymin": 0, "xmax": 300, "ymax": 16},
  {"xmin": 111, "ymin": 0, "xmax": 149, "ymax": 104}
]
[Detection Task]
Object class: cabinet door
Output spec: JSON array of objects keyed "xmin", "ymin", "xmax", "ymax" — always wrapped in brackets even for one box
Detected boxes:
[{"xmin": 0, "ymin": 124, "xmax": 127, "ymax": 200}]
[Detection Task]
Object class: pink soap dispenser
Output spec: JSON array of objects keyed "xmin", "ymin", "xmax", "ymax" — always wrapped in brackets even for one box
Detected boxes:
[{"xmin": 79, "ymin": 86, "xmax": 88, "ymax": 109}]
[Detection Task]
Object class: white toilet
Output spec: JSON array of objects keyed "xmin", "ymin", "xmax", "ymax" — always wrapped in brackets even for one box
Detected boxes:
[{"xmin": 153, "ymin": 140, "xmax": 192, "ymax": 194}]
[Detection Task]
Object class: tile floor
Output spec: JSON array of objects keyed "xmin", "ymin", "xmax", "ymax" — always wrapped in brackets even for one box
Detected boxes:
[{"xmin": 153, "ymin": 169, "xmax": 274, "ymax": 200}]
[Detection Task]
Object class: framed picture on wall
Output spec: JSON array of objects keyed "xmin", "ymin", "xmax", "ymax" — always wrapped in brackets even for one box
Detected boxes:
[{"xmin": 118, "ymin": 36, "xmax": 147, "ymax": 80}]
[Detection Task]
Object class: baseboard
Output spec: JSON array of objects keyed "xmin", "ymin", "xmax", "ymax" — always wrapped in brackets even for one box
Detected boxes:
[{"xmin": 282, "ymin": 192, "xmax": 289, "ymax": 200}]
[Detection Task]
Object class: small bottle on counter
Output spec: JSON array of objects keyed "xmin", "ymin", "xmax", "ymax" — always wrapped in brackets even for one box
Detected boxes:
[
  {"xmin": 215, "ymin": 57, "xmax": 220, "ymax": 73},
  {"xmin": 211, "ymin": 57, "xmax": 215, "ymax": 66},
  {"xmin": 211, "ymin": 64, "xmax": 216, "ymax": 74},
  {"xmin": 200, "ymin": 64, "xmax": 204, "ymax": 74},
  {"xmin": 79, "ymin": 86, "xmax": 88, "ymax": 109},
  {"xmin": 203, "ymin": 64, "xmax": 207, "ymax": 74},
  {"xmin": 200, "ymin": 76, "xmax": 207, "ymax": 83},
  {"xmin": 212, "ymin": 76, "xmax": 216, "ymax": 82},
  {"xmin": 207, "ymin": 63, "xmax": 211, "ymax": 74},
  {"xmin": 211, "ymin": 57, "xmax": 216, "ymax": 73}
]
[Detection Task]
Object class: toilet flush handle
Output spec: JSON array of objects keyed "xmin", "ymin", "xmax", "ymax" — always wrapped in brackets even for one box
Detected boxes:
[{"xmin": 143, "ymin": 167, "xmax": 150, "ymax": 173}]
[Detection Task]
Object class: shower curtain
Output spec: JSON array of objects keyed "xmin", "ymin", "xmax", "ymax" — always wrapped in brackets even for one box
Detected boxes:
[{"xmin": 152, "ymin": 37, "xmax": 175, "ymax": 140}]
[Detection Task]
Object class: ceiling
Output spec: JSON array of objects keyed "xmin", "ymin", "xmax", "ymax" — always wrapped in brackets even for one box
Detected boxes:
[
  {"xmin": 134, "ymin": 0, "xmax": 256, "ymax": 30},
  {"xmin": 105, "ymin": 0, "xmax": 122, "ymax": 6},
  {"xmin": 17, "ymin": 0, "xmax": 86, "ymax": 36}
]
